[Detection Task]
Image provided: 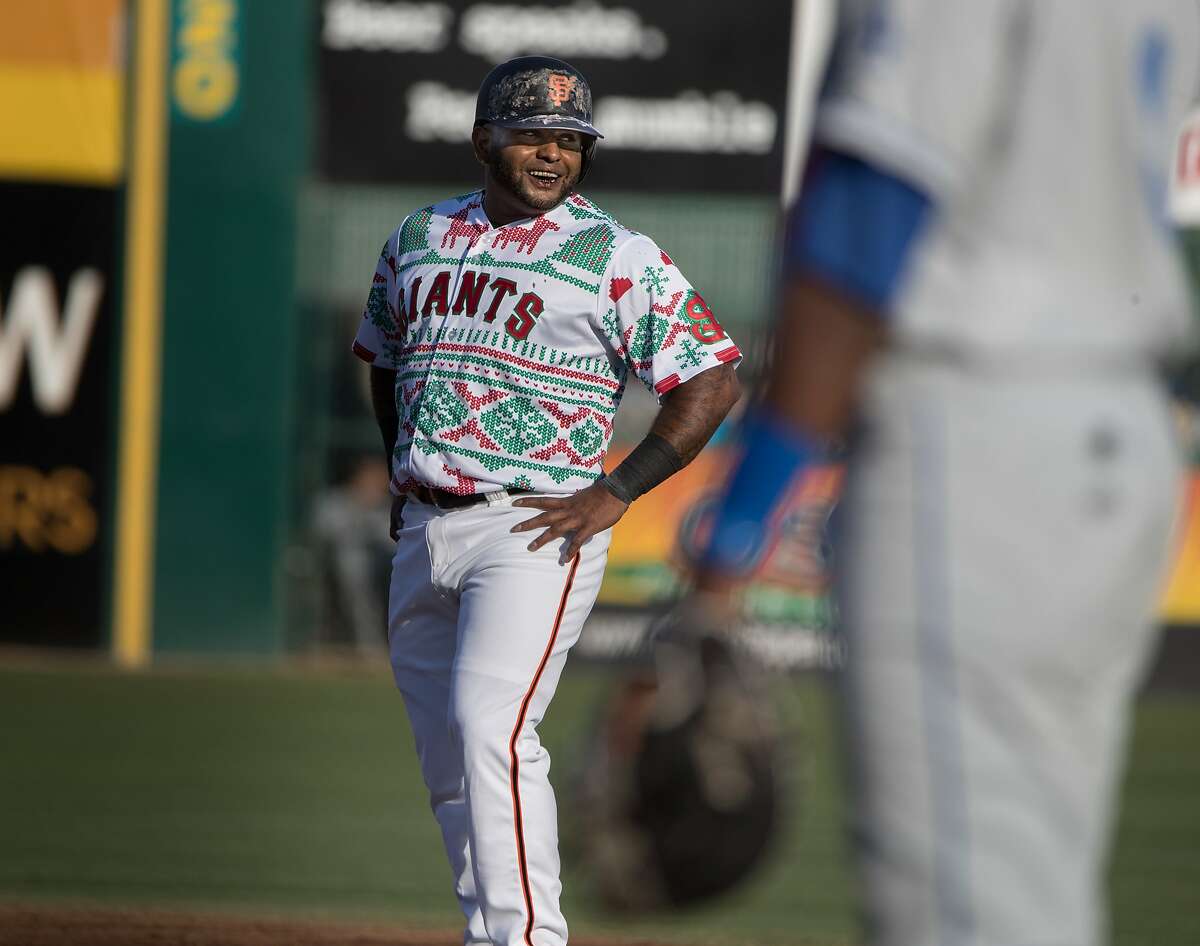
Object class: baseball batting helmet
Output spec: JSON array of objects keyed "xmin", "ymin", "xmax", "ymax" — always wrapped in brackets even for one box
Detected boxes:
[
  {"xmin": 574, "ymin": 628, "xmax": 783, "ymax": 910},
  {"xmin": 474, "ymin": 55, "xmax": 602, "ymax": 182}
]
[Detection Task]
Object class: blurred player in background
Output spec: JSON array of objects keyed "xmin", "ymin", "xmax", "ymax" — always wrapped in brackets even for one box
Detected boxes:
[
  {"xmin": 312, "ymin": 453, "xmax": 393, "ymax": 655},
  {"xmin": 698, "ymin": 2, "xmax": 1199, "ymax": 945}
]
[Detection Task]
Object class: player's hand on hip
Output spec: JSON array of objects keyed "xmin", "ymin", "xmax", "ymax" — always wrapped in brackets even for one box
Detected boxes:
[
  {"xmin": 389, "ymin": 494, "xmax": 405, "ymax": 542},
  {"xmin": 511, "ymin": 484, "xmax": 628, "ymax": 560}
]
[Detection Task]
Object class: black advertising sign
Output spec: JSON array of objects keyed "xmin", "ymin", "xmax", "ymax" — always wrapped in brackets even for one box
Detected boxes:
[
  {"xmin": 0, "ymin": 182, "xmax": 118, "ymax": 648},
  {"xmin": 317, "ymin": 0, "xmax": 792, "ymax": 192}
]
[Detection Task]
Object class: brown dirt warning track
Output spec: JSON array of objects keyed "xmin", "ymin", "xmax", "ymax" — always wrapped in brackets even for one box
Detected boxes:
[{"xmin": 0, "ymin": 906, "xmax": 681, "ymax": 946}]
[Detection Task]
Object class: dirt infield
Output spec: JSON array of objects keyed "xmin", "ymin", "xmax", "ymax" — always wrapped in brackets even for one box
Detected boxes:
[{"xmin": 0, "ymin": 906, "xmax": 676, "ymax": 946}]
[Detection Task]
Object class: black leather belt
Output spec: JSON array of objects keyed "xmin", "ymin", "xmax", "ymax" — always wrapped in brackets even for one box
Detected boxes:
[{"xmin": 409, "ymin": 484, "xmax": 533, "ymax": 510}]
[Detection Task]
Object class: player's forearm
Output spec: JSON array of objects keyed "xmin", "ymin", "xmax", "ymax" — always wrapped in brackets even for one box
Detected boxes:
[
  {"xmin": 369, "ymin": 366, "xmax": 400, "ymax": 476},
  {"xmin": 652, "ymin": 363, "xmax": 741, "ymax": 466},
  {"xmin": 692, "ymin": 279, "xmax": 882, "ymax": 587},
  {"xmin": 764, "ymin": 275, "xmax": 885, "ymax": 441},
  {"xmin": 601, "ymin": 364, "xmax": 740, "ymax": 504}
]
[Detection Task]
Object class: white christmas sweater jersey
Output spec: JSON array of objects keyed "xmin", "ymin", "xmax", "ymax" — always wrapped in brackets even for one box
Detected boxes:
[{"xmin": 353, "ymin": 190, "xmax": 741, "ymax": 496}]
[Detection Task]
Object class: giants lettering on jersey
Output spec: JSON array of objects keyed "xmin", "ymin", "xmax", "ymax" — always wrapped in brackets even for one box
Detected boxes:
[
  {"xmin": 505, "ymin": 292, "xmax": 544, "ymax": 340},
  {"xmin": 404, "ymin": 269, "xmax": 544, "ymax": 341}
]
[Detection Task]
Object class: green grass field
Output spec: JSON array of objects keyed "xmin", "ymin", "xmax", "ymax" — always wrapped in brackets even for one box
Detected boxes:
[{"xmin": 1, "ymin": 659, "xmax": 1197, "ymax": 945}]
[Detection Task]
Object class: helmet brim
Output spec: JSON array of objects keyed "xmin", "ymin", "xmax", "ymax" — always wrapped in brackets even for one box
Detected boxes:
[{"xmin": 485, "ymin": 114, "xmax": 603, "ymax": 139}]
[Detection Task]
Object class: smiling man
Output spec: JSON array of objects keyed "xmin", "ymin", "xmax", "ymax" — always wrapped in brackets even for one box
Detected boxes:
[{"xmin": 351, "ymin": 56, "xmax": 741, "ymax": 946}]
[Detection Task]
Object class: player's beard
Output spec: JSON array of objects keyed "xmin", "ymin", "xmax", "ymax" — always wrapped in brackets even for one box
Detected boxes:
[{"xmin": 487, "ymin": 144, "xmax": 578, "ymax": 213}]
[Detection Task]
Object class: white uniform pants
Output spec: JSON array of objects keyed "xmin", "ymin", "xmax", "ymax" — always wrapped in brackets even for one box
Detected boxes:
[
  {"xmin": 836, "ymin": 356, "xmax": 1182, "ymax": 946},
  {"xmin": 388, "ymin": 495, "xmax": 610, "ymax": 946}
]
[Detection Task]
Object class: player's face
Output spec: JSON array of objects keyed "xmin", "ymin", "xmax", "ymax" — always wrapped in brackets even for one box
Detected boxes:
[{"xmin": 478, "ymin": 126, "xmax": 586, "ymax": 215}]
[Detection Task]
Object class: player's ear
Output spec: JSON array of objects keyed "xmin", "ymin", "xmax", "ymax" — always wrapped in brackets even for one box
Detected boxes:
[{"xmin": 471, "ymin": 124, "xmax": 491, "ymax": 166}]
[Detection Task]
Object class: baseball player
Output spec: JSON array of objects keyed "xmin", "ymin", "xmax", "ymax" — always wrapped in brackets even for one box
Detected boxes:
[
  {"xmin": 352, "ymin": 56, "xmax": 741, "ymax": 946},
  {"xmin": 696, "ymin": 2, "xmax": 1199, "ymax": 945}
]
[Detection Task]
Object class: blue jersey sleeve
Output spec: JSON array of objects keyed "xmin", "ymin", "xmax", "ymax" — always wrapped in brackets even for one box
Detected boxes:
[{"xmin": 784, "ymin": 147, "xmax": 934, "ymax": 313}]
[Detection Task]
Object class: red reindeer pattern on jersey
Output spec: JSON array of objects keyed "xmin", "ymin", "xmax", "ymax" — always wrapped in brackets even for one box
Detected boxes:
[
  {"xmin": 441, "ymin": 202, "xmax": 489, "ymax": 251},
  {"xmin": 492, "ymin": 217, "xmax": 561, "ymax": 255}
]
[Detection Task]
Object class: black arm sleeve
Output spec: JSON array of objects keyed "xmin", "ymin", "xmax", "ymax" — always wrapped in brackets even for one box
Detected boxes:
[{"xmin": 600, "ymin": 432, "xmax": 684, "ymax": 505}]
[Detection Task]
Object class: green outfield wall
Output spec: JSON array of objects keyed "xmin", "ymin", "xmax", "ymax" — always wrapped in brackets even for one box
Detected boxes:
[{"xmin": 150, "ymin": 0, "xmax": 312, "ymax": 654}]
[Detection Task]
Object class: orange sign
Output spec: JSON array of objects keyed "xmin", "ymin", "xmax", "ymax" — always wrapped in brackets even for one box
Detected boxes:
[
  {"xmin": 602, "ymin": 447, "xmax": 1200, "ymax": 628},
  {"xmin": 0, "ymin": 0, "xmax": 126, "ymax": 184},
  {"xmin": 600, "ymin": 447, "xmax": 837, "ymax": 626}
]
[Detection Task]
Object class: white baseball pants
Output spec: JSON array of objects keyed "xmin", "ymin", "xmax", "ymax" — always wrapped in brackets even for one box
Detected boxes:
[
  {"xmin": 835, "ymin": 354, "xmax": 1182, "ymax": 946},
  {"xmin": 388, "ymin": 494, "xmax": 610, "ymax": 946}
]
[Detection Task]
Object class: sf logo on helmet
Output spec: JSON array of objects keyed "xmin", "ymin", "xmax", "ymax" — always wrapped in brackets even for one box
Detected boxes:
[{"xmin": 546, "ymin": 74, "xmax": 576, "ymax": 106}]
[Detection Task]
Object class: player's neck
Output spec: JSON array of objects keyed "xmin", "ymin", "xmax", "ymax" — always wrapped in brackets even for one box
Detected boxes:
[
  {"xmin": 477, "ymin": 172, "xmax": 561, "ymax": 226},
  {"xmin": 481, "ymin": 188, "xmax": 542, "ymax": 227}
]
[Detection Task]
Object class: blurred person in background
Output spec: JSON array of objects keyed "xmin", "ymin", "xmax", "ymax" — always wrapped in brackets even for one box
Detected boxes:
[
  {"xmin": 696, "ymin": 2, "xmax": 1199, "ymax": 945},
  {"xmin": 312, "ymin": 452, "xmax": 393, "ymax": 655}
]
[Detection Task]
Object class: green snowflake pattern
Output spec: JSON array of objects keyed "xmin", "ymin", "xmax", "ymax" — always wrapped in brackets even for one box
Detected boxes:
[
  {"xmin": 600, "ymin": 308, "xmax": 624, "ymax": 345},
  {"xmin": 674, "ymin": 337, "xmax": 704, "ymax": 369},
  {"xmin": 480, "ymin": 397, "xmax": 557, "ymax": 454},
  {"xmin": 569, "ymin": 417, "xmax": 605, "ymax": 457},
  {"xmin": 416, "ymin": 380, "xmax": 468, "ymax": 437},
  {"xmin": 639, "ymin": 264, "xmax": 668, "ymax": 296}
]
